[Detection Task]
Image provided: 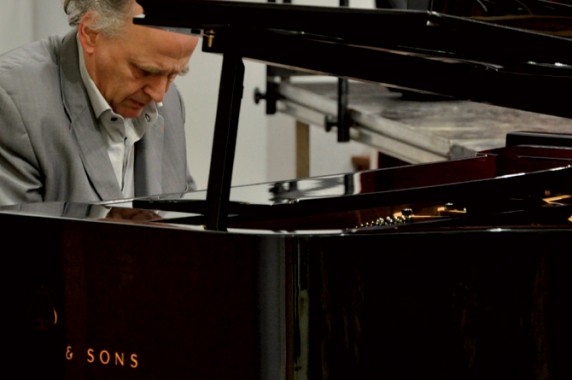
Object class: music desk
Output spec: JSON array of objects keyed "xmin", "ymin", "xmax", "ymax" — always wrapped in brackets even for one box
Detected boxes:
[{"xmin": 275, "ymin": 77, "xmax": 572, "ymax": 168}]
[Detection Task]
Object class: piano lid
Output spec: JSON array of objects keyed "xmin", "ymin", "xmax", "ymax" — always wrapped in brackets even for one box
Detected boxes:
[
  {"xmin": 427, "ymin": 0, "xmax": 572, "ymax": 35},
  {"xmin": 136, "ymin": 0, "xmax": 572, "ymax": 119}
]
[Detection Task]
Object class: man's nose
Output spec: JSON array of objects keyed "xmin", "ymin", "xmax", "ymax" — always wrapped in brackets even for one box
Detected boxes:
[{"xmin": 144, "ymin": 75, "xmax": 170, "ymax": 103}]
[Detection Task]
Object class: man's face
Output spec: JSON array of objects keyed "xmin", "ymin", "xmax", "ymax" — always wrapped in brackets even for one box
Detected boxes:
[{"xmin": 80, "ymin": 6, "xmax": 198, "ymax": 118}]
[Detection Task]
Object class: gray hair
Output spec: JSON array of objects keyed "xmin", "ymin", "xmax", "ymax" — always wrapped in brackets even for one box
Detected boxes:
[{"xmin": 63, "ymin": 0, "xmax": 134, "ymax": 36}]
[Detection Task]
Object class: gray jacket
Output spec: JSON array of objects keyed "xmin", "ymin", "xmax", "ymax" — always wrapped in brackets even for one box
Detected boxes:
[{"xmin": 0, "ymin": 30, "xmax": 194, "ymax": 206}]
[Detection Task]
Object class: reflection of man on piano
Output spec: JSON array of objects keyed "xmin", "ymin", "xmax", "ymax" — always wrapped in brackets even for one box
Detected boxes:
[{"xmin": 0, "ymin": 0, "xmax": 199, "ymax": 206}]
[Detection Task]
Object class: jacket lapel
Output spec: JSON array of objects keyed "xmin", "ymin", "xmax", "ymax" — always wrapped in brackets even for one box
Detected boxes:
[{"xmin": 58, "ymin": 30, "xmax": 123, "ymax": 201}]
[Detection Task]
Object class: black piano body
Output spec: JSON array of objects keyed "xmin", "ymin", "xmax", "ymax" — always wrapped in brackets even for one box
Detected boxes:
[
  {"xmin": 2, "ymin": 1, "xmax": 572, "ymax": 378},
  {"xmin": 5, "ymin": 137, "xmax": 572, "ymax": 379}
]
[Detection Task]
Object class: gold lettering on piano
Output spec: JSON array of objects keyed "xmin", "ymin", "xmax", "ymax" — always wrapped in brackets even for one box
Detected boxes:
[{"xmin": 66, "ymin": 345, "xmax": 139, "ymax": 369}]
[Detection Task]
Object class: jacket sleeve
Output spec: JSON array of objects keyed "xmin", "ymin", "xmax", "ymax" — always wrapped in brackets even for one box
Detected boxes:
[{"xmin": 0, "ymin": 85, "xmax": 44, "ymax": 206}]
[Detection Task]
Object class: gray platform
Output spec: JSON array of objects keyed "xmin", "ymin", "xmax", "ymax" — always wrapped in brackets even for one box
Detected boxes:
[{"xmin": 277, "ymin": 78, "xmax": 572, "ymax": 164}]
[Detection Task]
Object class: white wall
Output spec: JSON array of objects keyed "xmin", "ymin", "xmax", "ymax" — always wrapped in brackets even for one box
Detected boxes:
[
  {"xmin": 0, "ymin": 0, "xmax": 375, "ymax": 191},
  {"xmin": 0, "ymin": 0, "xmax": 34, "ymax": 53}
]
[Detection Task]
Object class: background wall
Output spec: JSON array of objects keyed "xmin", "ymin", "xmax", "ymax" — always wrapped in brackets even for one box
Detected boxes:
[
  {"xmin": 0, "ymin": 0, "xmax": 374, "ymax": 190},
  {"xmin": 0, "ymin": 1, "xmax": 34, "ymax": 51}
]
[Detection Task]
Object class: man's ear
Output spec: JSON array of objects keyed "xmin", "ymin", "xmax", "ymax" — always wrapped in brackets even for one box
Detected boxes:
[{"xmin": 77, "ymin": 13, "xmax": 99, "ymax": 54}]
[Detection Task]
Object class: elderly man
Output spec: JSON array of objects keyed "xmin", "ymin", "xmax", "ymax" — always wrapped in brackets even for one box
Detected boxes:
[{"xmin": 0, "ymin": 0, "xmax": 199, "ymax": 206}]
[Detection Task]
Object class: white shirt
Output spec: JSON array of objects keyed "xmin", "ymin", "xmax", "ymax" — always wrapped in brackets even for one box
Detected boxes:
[{"xmin": 77, "ymin": 37, "xmax": 159, "ymax": 198}]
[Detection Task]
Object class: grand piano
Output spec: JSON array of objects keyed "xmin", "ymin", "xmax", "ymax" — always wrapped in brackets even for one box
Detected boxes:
[{"xmin": 1, "ymin": 0, "xmax": 572, "ymax": 378}]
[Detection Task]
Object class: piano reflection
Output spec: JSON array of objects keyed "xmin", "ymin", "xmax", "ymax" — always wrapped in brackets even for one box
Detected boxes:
[{"xmin": 1, "ymin": 1, "xmax": 571, "ymax": 379}]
